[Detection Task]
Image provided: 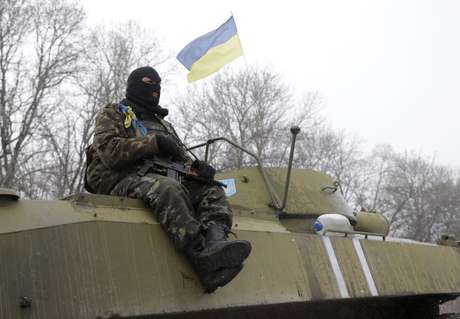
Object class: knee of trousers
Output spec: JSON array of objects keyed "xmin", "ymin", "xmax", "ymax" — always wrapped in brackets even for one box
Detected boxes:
[{"xmin": 150, "ymin": 177, "xmax": 187, "ymax": 201}]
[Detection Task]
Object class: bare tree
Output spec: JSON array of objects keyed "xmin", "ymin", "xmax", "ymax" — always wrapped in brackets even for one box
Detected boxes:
[
  {"xmin": 0, "ymin": 0, "xmax": 84, "ymax": 193},
  {"xmin": 352, "ymin": 144, "xmax": 395, "ymax": 212},
  {"xmin": 79, "ymin": 22, "xmax": 174, "ymax": 107},
  {"xmin": 175, "ymin": 67, "xmax": 322, "ymax": 169},
  {"xmin": 292, "ymin": 124, "xmax": 363, "ymax": 201},
  {"xmin": 357, "ymin": 149, "xmax": 460, "ymax": 242},
  {"xmin": 447, "ymin": 176, "xmax": 460, "ymax": 238}
]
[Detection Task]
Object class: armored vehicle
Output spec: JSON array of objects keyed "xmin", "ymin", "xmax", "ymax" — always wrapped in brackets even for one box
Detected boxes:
[{"xmin": 0, "ymin": 128, "xmax": 459, "ymax": 319}]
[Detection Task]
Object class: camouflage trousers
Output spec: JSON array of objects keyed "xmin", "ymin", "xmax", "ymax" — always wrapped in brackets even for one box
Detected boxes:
[{"xmin": 110, "ymin": 173, "xmax": 232, "ymax": 251}]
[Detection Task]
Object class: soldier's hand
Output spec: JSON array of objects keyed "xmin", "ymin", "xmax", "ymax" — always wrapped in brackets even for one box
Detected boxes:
[
  {"xmin": 191, "ymin": 160, "xmax": 216, "ymax": 181},
  {"xmin": 155, "ymin": 135, "xmax": 185, "ymax": 160}
]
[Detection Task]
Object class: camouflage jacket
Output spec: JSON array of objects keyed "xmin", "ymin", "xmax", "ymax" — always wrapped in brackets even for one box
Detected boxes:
[{"xmin": 86, "ymin": 103, "xmax": 186, "ymax": 194}]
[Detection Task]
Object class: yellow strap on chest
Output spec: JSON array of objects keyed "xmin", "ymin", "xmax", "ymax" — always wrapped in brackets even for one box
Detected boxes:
[{"xmin": 123, "ymin": 106, "xmax": 137, "ymax": 129}]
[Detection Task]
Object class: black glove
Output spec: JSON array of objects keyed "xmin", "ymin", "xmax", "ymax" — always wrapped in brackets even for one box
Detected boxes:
[
  {"xmin": 191, "ymin": 160, "xmax": 216, "ymax": 180},
  {"xmin": 156, "ymin": 135, "xmax": 184, "ymax": 160}
]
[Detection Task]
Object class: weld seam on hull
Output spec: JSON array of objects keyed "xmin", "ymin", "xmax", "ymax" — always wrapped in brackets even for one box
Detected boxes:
[
  {"xmin": 322, "ymin": 236, "xmax": 350, "ymax": 298},
  {"xmin": 352, "ymin": 238, "xmax": 379, "ymax": 296}
]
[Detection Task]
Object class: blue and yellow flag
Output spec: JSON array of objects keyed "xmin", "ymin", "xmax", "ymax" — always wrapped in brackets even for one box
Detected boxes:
[{"xmin": 177, "ymin": 17, "xmax": 243, "ymax": 82}]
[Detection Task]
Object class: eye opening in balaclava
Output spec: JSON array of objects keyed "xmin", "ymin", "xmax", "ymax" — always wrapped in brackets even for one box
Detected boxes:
[{"xmin": 126, "ymin": 66, "xmax": 162, "ymax": 109}]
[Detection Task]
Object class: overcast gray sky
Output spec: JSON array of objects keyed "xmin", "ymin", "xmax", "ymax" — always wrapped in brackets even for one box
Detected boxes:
[{"xmin": 81, "ymin": 0, "xmax": 460, "ymax": 166}]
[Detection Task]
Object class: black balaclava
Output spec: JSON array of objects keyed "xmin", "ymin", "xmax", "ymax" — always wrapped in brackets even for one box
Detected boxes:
[{"xmin": 124, "ymin": 66, "xmax": 168, "ymax": 117}]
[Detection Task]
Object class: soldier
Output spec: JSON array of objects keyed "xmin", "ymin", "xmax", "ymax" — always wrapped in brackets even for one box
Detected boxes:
[{"xmin": 85, "ymin": 66, "xmax": 251, "ymax": 293}]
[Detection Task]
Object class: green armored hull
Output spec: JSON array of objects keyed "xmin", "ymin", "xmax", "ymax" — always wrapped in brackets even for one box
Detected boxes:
[{"xmin": 0, "ymin": 167, "xmax": 459, "ymax": 319}]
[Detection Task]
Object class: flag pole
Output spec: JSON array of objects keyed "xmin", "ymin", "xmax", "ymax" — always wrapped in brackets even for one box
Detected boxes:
[{"xmin": 230, "ymin": 11, "xmax": 248, "ymax": 69}]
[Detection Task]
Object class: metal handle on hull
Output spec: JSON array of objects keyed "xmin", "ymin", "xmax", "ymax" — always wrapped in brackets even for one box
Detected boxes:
[{"xmin": 188, "ymin": 137, "xmax": 283, "ymax": 210}]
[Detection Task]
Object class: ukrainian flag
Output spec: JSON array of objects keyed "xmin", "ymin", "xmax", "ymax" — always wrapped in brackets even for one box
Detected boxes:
[{"xmin": 177, "ymin": 17, "xmax": 243, "ymax": 82}]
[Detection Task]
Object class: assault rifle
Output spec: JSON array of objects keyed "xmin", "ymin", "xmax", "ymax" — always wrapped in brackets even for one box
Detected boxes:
[{"xmin": 139, "ymin": 157, "xmax": 226, "ymax": 188}]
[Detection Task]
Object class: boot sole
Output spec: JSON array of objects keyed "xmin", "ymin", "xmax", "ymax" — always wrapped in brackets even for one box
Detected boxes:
[
  {"xmin": 197, "ymin": 242, "xmax": 251, "ymax": 273},
  {"xmin": 202, "ymin": 265, "xmax": 244, "ymax": 293}
]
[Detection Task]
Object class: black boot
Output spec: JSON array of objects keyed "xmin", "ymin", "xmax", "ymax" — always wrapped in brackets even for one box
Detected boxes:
[
  {"xmin": 185, "ymin": 234, "xmax": 246, "ymax": 293},
  {"xmin": 195, "ymin": 224, "xmax": 251, "ymax": 273},
  {"xmin": 199, "ymin": 264, "xmax": 243, "ymax": 293}
]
